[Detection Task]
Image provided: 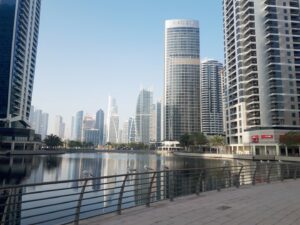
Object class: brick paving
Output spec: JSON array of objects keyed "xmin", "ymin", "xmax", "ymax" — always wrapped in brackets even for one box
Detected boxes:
[{"xmin": 79, "ymin": 180, "xmax": 300, "ymax": 225}]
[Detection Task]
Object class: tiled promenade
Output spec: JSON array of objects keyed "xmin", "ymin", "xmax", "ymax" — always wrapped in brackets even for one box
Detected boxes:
[{"xmin": 80, "ymin": 180, "xmax": 300, "ymax": 225}]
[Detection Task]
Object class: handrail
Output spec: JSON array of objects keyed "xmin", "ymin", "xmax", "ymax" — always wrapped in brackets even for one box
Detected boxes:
[
  {"xmin": 0, "ymin": 162, "xmax": 299, "ymax": 225},
  {"xmin": 0, "ymin": 165, "xmax": 251, "ymax": 190}
]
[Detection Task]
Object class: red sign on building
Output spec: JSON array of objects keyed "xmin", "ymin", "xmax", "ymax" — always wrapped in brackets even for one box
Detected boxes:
[
  {"xmin": 251, "ymin": 135, "xmax": 259, "ymax": 143},
  {"xmin": 261, "ymin": 134, "xmax": 273, "ymax": 139}
]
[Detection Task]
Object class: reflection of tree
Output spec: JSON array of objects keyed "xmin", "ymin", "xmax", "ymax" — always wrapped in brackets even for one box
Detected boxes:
[{"xmin": 44, "ymin": 156, "xmax": 62, "ymax": 171}]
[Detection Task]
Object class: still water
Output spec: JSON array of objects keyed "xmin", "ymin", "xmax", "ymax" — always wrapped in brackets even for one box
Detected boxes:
[
  {"xmin": 0, "ymin": 152, "xmax": 251, "ymax": 186},
  {"xmin": 0, "ymin": 152, "xmax": 253, "ymax": 225}
]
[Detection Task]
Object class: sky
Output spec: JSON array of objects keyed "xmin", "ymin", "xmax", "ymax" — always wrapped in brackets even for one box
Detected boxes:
[{"xmin": 32, "ymin": 0, "xmax": 224, "ymax": 136}]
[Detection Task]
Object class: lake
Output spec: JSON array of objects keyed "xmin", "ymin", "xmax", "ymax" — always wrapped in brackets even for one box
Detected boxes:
[{"xmin": 0, "ymin": 152, "xmax": 255, "ymax": 225}]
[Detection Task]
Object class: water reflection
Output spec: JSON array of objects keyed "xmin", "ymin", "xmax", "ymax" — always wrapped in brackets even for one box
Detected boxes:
[
  {"xmin": 0, "ymin": 152, "xmax": 254, "ymax": 187},
  {"xmin": 0, "ymin": 153, "xmax": 252, "ymax": 224}
]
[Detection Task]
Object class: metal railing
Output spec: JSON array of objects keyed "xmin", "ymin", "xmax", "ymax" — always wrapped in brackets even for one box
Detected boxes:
[{"xmin": 0, "ymin": 162, "xmax": 300, "ymax": 225}]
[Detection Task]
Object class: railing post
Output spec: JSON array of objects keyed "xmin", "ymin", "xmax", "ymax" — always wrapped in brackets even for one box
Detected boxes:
[
  {"xmin": 228, "ymin": 169, "xmax": 232, "ymax": 187},
  {"xmin": 236, "ymin": 165, "xmax": 244, "ymax": 188},
  {"xmin": 217, "ymin": 168, "xmax": 223, "ymax": 192},
  {"xmin": 146, "ymin": 172, "xmax": 157, "ymax": 207},
  {"xmin": 74, "ymin": 179, "xmax": 89, "ymax": 225},
  {"xmin": 294, "ymin": 166, "xmax": 298, "ymax": 180},
  {"xmin": 196, "ymin": 170, "xmax": 204, "ymax": 196},
  {"xmin": 117, "ymin": 174, "xmax": 129, "ymax": 215},
  {"xmin": 252, "ymin": 165, "xmax": 257, "ymax": 185},
  {"xmin": 1, "ymin": 188, "xmax": 14, "ymax": 225},
  {"xmin": 267, "ymin": 164, "xmax": 273, "ymax": 183},
  {"xmin": 169, "ymin": 171, "xmax": 174, "ymax": 202},
  {"xmin": 280, "ymin": 164, "xmax": 285, "ymax": 182},
  {"xmin": 202, "ymin": 171, "xmax": 206, "ymax": 193}
]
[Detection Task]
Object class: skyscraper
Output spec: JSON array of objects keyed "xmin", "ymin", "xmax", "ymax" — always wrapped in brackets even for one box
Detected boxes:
[
  {"xmin": 74, "ymin": 111, "xmax": 84, "ymax": 141},
  {"xmin": 122, "ymin": 120, "xmax": 130, "ymax": 143},
  {"xmin": 128, "ymin": 117, "xmax": 136, "ymax": 143},
  {"xmin": 29, "ymin": 107, "xmax": 48, "ymax": 140},
  {"xmin": 135, "ymin": 89, "xmax": 153, "ymax": 144},
  {"xmin": 83, "ymin": 129, "xmax": 99, "ymax": 147},
  {"xmin": 149, "ymin": 101, "xmax": 162, "ymax": 143},
  {"xmin": 200, "ymin": 60, "xmax": 224, "ymax": 135},
  {"xmin": 122, "ymin": 118, "xmax": 136, "ymax": 143},
  {"xmin": 95, "ymin": 109, "xmax": 104, "ymax": 145},
  {"xmin": 223, "ymin": 0, "xmax": 300, "ymax": 154},
  {"xmin": 156, "ymin": 101, "xmax": 162, "ymax": 143},
  {"xmin": 164, "ymin": 19, "xmax": 201, "ymax": 141},
  {"xmin": 54, "ymin": 115, "xmax": 65, "ymax": 139},
  {"xmin": 150, "ymin": 104, "xmax": 157, "ymax": 143},
  {"xmin": 70, "ymin": 116, "xmax": 75, "ymax": 140},
  {"xmin": 106, "ymin": 96, "xmax": 119, "ymax": 143},
  {"xmin": 0, "ymin": 0, "xmax": 41, "ymax": 128}
]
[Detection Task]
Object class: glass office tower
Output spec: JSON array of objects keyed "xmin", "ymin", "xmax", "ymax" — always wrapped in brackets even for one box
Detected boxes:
[
  {"xmin": 135, "ymin": 89, "xmax": 153, "ymax": 144},
  {"xmin": 0, "ymin": 0, "xmax": 41, "ymax": 128},
  {"xmin": 164, "ymin": 19, "xmax": 201, "ymax": 140}
]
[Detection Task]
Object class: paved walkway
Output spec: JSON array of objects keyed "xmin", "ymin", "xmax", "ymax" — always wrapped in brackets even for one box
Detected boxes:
[{"xmin": 80, "ymin": 180, "xmax": 300, "ymax": 225}]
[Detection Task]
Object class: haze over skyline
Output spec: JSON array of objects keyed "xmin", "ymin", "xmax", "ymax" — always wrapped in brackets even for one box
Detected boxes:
[{"xmin": 32, "ymin": 0, "xmax": 223, "ymax": 135}]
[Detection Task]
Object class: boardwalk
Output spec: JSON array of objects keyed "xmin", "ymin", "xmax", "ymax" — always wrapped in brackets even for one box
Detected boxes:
[{"xmin": 79, "ymin": 180, "xmax": 300, "ymax": 225}]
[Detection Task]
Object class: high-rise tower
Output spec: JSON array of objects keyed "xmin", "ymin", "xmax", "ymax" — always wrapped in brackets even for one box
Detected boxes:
[
  {"xmin": 164, "ymin": 19, "xmax": 201, "ymax": 141},
  {"xmin": 200, "ymin": 60, "xmax": 224, "ymax": 135},
  {"xmin": 135, "ymin": 89, "xmax": 153, "ymax": 144},
  {"xmin": 95, "ymin": 109, "xmax": 104, "ymax": 145},
  {"xmin": 223, "ymin": 0, "xmax": 300, "ymax": 154},
  {"xmin": 74, "ymin": 111, "xmax": 84, "ymax": 141},
  {"xmin": 0, "ymin": 0, "xmax": 41, "ymax": 128},
  {"xmin": 106, "ymin": 96, "xmax": 119, "ymax": 143}
]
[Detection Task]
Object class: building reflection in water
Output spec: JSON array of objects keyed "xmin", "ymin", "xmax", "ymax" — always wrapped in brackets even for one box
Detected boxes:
[{"xmin": 0, "ymin": 152, "xmax": 265, "ymax": 224}]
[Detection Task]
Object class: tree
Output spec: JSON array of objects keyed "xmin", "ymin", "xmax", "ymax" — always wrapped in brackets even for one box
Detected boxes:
[
  {"xmin": 68, "ymin": 140, "xmax": 82, "ymax": 148},
  {"xmin": 209, "ymin": 135, "xmax": 226, "ymax": 154},
  {"xmin": 191, "ymin": 132, "xmax": 208, "ymax": 146},
  {"xmin": 179, "ymin": 132, "xmax": 208, "ymax": 151},
  {"xmin": 44, "ymin": 134, "xmax": 63, "ymax": 149},
  {"xmin": 280, "ymin": 132, "xmax": 300, "ymax": 147},
  {"xmin": 180, "ymin": 133, "xmax": 193, "ymax": 149}
]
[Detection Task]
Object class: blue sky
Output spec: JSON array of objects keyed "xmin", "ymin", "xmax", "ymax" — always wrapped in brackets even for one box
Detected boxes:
[{"xmin": 32, "ymin": 0, "xmax": 224, "ymax": 135}]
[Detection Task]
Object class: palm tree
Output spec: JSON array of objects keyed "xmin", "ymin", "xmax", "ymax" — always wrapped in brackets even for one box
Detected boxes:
[
  {"xmin": 44, "ymin": 134, "xmax": 63, "ymax": 150},
  {"xmin": 209, "ymin": 135, "xmax": 226, "ymax": 154}
]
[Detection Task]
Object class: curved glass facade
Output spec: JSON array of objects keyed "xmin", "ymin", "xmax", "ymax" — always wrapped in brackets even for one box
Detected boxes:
[{"xmin": 164, "ymin": 20, "xmax": 201, "ymax": 140}]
